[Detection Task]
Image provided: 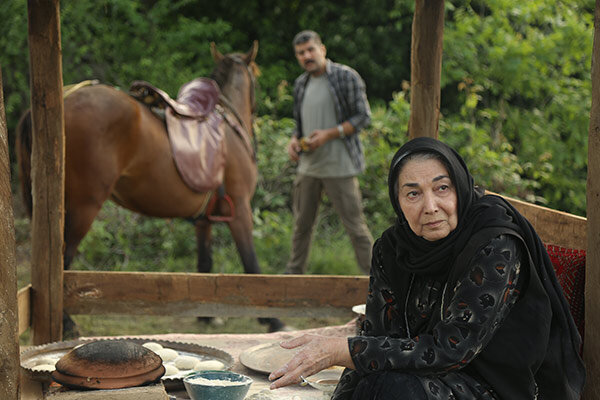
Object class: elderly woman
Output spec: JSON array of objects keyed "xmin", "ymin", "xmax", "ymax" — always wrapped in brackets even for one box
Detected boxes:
[{"xmin": 269, "ymin": 138, "xmax": 585, "ymax": 399}]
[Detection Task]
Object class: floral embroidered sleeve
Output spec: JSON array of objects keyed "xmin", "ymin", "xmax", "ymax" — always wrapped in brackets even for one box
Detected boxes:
[{"xmin": 348, "ymin": 234, "xmax": 523, "ymax": 376}]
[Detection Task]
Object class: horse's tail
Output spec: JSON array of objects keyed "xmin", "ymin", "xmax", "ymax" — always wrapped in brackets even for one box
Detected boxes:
[
  {"xmin": 14, "ymin": 81, "xmax": 97, "ymax": 219},
  {"xmin": 15, "ymin": 109, "xmax": 33, "ymax": 217}
]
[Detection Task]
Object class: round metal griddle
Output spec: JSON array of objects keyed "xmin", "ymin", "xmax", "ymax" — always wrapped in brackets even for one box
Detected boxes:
[
  {"xmin": 51, "ymin": 340, "xmax": 164, "ymax": 389},
  {"xmin": 21, "ymin": 337, "xmax": 235, "ymax": 390}
]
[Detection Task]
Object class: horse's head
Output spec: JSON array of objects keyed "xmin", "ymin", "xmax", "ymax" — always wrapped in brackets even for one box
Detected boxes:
[{"xmin": 210, "ymin": 42, "xmax": 259, "ymax": 116}]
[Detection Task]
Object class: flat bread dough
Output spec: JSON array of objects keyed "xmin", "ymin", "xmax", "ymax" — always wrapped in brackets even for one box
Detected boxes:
[
  {"xmin": 194, "ymin": 359, "xmax": 225, "ymax": 371},
  {"xmin": 164, "ymin": 364, "xmax": 180, "ymax": 376},
  {"xmin": 174, "ymin": 355, "xmax": 198, "ymax": 370},
  {"xmin": 156, "ymin": 348, "xmax": 178, "ymax": 362},
  {"xmin": 143, "ymin": 342, "xmax": 164, "ymax": 352}
]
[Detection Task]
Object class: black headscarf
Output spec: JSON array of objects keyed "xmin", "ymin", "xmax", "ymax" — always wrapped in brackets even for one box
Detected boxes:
[{"xmin": 380, "ymin": 137, "xmax": 584, "ymax": 399}]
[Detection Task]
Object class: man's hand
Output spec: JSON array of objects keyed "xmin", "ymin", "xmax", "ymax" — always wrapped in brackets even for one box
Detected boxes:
[
  {"xmin": 287, "ymin": 136, "xmax": 301, "ymax": 161},
  {"xmin": 306, "ymin": 128, "xmax": 337, "ymax": 150},
  {"xmin": 268, "ymin": 334, "xmax": 353, "ymax": 390}
]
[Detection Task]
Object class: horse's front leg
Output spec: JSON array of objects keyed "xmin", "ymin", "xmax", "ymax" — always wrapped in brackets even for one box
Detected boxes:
[{"xmin": 194, "ymin": 219, "xmax": 213, "ymax": 273}]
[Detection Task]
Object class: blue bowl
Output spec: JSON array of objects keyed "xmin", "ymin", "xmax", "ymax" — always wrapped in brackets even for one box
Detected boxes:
[{"xmin": 183, "ymin": 371, "xmax": 253, "ymax": 400}]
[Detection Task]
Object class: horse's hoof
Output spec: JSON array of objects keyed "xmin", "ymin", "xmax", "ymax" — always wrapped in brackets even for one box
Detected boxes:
[
  {"xmin": 62, "ymin": 312, "xmax": 81, "ymax": 340},
  {"xmin": 279, "ymin": 324, "xmax": 297, "ymax": 332},
  {"xmin": 63, "ymin": 319, "xmax": 81, "ymax": 340},
  {"xmin": 259, "ymin": 318, "xmax": 288, "ymax": 333},
  {"xmin": 197, "ymin": 316, "xmax": 225, "ymax": 327}
]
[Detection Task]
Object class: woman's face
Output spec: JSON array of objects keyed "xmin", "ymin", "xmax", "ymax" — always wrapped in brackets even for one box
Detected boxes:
[{"xmin": 397, "ymin": 158, "xmax": 458, "ymax": 241}]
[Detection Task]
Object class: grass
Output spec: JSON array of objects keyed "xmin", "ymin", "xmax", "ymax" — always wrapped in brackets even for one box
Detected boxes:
[
  {"xmin": 67, "ymin": 200, "xmax": 372, "ymax": 276},
  {"xmin": 68, "ymin": 315, "xmax": 350, "ymax": 337}
]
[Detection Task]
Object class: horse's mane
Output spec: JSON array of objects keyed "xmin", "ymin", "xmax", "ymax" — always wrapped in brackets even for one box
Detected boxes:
[{"xmin": 210, "ymin": 53, "xmax": 260, "ymax": 89}]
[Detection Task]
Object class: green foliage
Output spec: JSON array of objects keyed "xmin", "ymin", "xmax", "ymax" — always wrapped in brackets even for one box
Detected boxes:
[
  {"xmin": 0, "ymin": 0, "xmax": 30, "ymax": 169},
  {"xmin": 60, "ymin": 0, "xmax": 230, "ymax": 94},
  {"xmin": 360, "ymin": 93, "xmax": 411, "ymax": 234},
  {"xmin": 73, "ymin": 202, "xmax": 197, "ymax": 272},
  {"xmin": 442, "ymin": 0, "xmax": 592, "ymax": 214},
  {"xmin": 253, "ymin": 115, "xmax": 296, "ymax": 212}
]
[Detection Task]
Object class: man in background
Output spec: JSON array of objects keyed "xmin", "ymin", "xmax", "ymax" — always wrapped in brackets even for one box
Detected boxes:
[{"xmin": 285, "ymin": 30, "xmax": 373, "ymax": 274}]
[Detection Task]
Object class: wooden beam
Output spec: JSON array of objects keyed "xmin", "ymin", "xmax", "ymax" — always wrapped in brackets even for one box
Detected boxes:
[
  {"xmin": 0, "ymin": 66, "xmax": 20, "ymax": 400},
  {"xmin": 18, "ymin": 285, "xmax": 32, "ymax": 336},
  {"xmin": 489, "ymin": 192, "xmax": 587, "ymax": 250},
  {"xmin": 64, "ymin": 272, "xmax": 369, "ymax": 318},
  {"xmin": 409, "ymin": 0, "xmax": 445, "ymax": 139},
  {"xmin": 27, "ymin": 0, "xmax": 65, "ymax": 344},
  {"xmin": 584, "ymin": 0, "xmax": 600, "ymax": 398}
]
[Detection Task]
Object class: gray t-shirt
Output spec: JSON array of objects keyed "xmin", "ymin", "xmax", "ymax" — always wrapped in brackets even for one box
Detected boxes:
[{"xmin": 298, "ymin": 75, "xmax": 359, "ymax": 178}]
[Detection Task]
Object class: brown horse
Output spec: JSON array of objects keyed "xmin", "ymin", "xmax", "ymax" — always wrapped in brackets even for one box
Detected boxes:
[{"xmin": 16, "ymin": 42, "xmax": 284, "ymax": 332}]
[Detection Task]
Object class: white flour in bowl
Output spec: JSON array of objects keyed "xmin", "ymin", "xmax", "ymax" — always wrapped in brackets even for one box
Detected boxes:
[{"xmin": 187, "ymin": 376, "xmax": 248, "ymax": 386}]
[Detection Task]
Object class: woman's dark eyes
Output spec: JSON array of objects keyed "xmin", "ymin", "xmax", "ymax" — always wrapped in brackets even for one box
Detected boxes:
[{"xmin": 405, "ymin": 184, "xmax": 451, "ymax": 199}]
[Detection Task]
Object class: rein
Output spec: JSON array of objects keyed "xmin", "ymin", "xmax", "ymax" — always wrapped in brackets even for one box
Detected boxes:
[{"xmin": 218, "ymin": 94, "xmax": 256, "ymax": 161}]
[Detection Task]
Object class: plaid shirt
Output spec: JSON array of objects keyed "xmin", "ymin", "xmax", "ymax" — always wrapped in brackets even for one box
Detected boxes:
[{"xmin": 293, "ymin": 59, "xmax": 371, "ymax": 172}]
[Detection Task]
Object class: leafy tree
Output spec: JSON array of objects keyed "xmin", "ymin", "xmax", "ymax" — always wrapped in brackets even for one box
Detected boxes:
[
  {"xmin": 60, "ymin": 0, "xmax": 230, "ymax": 94},
  {"xmin": 0, "ymin": 0, "xmax": 29, "ymax": 171},
  {"xmin": 441, "ymin": 0, "xmax": 593, "ymax": 215}
]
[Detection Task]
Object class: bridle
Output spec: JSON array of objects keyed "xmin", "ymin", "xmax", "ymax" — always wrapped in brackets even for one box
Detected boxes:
[
  {"xmin": 228, "ymin": 55, "xmax": 257, "ymax": 114},
  {"xmin": 218, "ymin": 55, "xmax": 258, "ymax": 160},
  {"xmin": 223, "ymin": 55, "xmax": 257, "ymax": 124}
]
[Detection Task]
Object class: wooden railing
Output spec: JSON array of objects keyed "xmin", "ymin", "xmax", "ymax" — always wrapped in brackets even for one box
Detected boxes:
[
  {"xmin": 494, "ymin": 192, "xmax": 587, "ymax": 250},
  {"xmin": 62, "ymin": 272, "xmax": 368, "ymax": 319}
]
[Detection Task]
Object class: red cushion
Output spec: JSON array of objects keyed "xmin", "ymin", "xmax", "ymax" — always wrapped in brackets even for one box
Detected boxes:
[{"xmin": 544, "ymin": 244, "xmax": 586, "ymax": 342}]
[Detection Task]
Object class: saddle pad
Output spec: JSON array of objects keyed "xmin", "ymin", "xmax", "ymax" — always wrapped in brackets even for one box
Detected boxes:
[
  {"xmin": 166, "ymin": 110, "xmax": 226, "ymax": 193},
  {"xmin": 165, "ymin": 78, "xmax": 226, "ymax": 192}
]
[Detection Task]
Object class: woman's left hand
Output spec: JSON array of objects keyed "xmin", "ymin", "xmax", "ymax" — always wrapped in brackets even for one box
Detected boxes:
[{"xmin": 268, "ymin": 334, "xmax": 353, "ymax": 389}]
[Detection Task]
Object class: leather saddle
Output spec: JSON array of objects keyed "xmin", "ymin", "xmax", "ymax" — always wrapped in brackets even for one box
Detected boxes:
[{"xmin": 129, "ymin": 78, "xmax": 227, "ymax": 194}]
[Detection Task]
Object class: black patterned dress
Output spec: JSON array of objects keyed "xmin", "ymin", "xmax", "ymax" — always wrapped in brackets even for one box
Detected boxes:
[{"xmin": 331, "ymin": 234, "xmax": 524, "ymax": 400}]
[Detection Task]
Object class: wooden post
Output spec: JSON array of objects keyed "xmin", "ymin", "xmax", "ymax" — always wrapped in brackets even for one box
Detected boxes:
[
  {"xmin": 584, "ymin": 1, "xmax": 600, "ymax": 398},
  {"xmin": 0, "ymin": 67, "xmax": 20, "ymax": 400},
  {"xmin": 27, "ymin": 0, "xmax": 65, "ymax": 344},
  {"xmin": 408, "ymin": 0, "xmax": 445, "ymax": 139}
]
